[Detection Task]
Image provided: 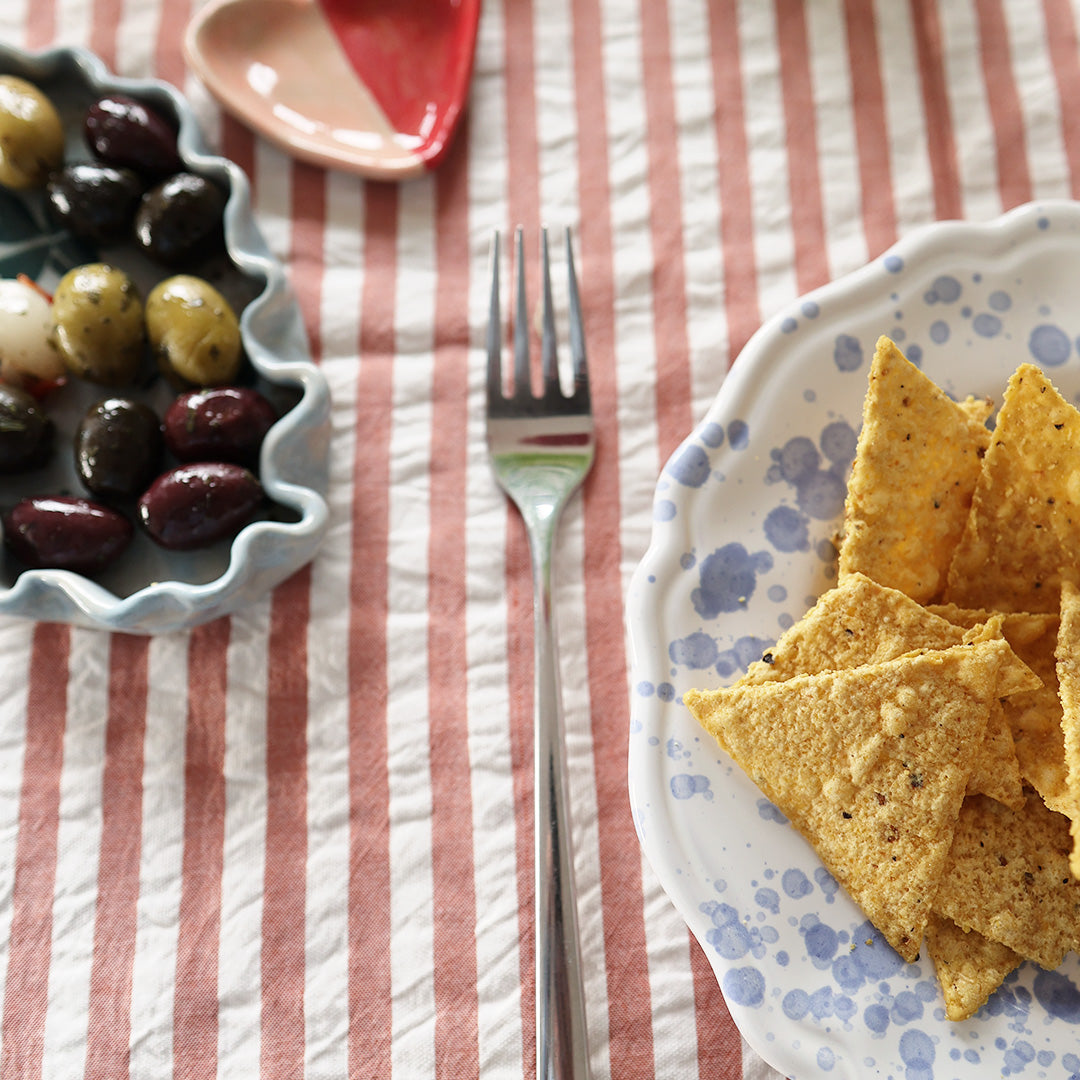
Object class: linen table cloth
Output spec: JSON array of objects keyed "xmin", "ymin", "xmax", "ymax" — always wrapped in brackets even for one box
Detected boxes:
[{"xmin": 2, "ymin": 1, "xmax": 1079, "ymax": 1078}]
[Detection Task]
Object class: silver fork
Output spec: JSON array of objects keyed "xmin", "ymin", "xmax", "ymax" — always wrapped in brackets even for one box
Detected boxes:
[{"xmin": 486, "ymin": 226, "xmax": 595, "ymax": 1080}]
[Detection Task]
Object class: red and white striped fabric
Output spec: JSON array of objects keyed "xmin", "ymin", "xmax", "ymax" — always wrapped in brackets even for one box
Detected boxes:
[{"xmin": 2, "ymin": 1, "xmax": 1080, "ymax": 1077}]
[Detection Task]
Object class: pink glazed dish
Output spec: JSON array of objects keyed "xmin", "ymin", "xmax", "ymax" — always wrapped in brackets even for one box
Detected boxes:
[{"xmin": 184, "ymin": 0, "xmax": 480, "ymax": 180}]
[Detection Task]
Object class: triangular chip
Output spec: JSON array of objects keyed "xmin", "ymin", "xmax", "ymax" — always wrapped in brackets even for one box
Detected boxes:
[
  {"xmin": 685, "ymin": 642, "xmax": 1007, "ymax": 961},
  {"xmin": 945, "ymin": 364, "xmax": 1080, "ymax": 613},
  {"xmin": 924, "ymin": 911, "xmax": 1022, "ymax": 1021},
  {"xmin": 739, "ymin": 576, "xmax": 1031, "ymax": 808},
  {"xmin": 933, "ymin": 793, "xmax": 1080, "ymax": 970},
  {"xmin": 1054, "ymin": 578, "xmax": 1080, "ymax": 876},
  {"xmin": 837, "ymin": 336, "xmax": 990, "ymax": 603},
  {"xmin": 932, "ymin": 604, "xmax": 1066, "ymax": 812}
]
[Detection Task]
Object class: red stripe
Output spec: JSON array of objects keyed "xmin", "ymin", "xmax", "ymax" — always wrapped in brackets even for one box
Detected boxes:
[
  {"xmin": 260, "ymin": 160, "xmax": 325, "ymax": 1079},
  {"xmin": 88, "ymin": 0, "xmax": 123, "ymax": 71},
  {"xmin": 84, "ymin": 634, "xmax": 150, "ymax": 1080},
  {"xmin": 173, "ymin": 619, "xmax": 231, "ymax": 1080},
  {"xmin": 689, "ymin": 938, "xmax": 745, "ymax": 1079},
  {"xmin": 1041, "ymin": 0, "xmax": 1080, "ymax": 197},
  {"xmin": 261, "ymin": 566, "xmax": 311, "ymax": 1079},
  {"xmin": 570, "ymin": 2, "xmax": 657, "ymax": 1077},
  {"xmin": 776, "ymin": 0, "xmax": 831, "ymax": 293},
  {"xmin": 910, "ymin": 0, "xmax": 963, "ymax": 220},
  {"xmin": 347, "ymin": 180, "xmax": 397, "ymax": 1080},
  {"xmin": 844, "ymin": 0, "xmax": 897, "ymax": 255},
  {"xmin": 154, "ymin": 0, "xmax": 192, "ymax": 88},
  {"xmin": 23, "ymin": 1, "xmax": 54, "ymax": 49},
  {"xmin": 0, "ymin": 624, "xmax": 70, "ymax": 1080},
  {"xmin": 973, "ymin": 0, "xmax": 1033, "ymax": 208},
  {"xmin": 502, "ymin": 0, "xmax": 544, "ymax": 1067},
  {"xmin": 707, "ymin": 0, "xmax": 761, "ymax": 365},
  {"xmin": 428, "ymin": 125, "xmax": 481, "ymax": 1076},
  {"xmin": 638, "ymin": 0, "xmax": 693, "ymax": 460}
]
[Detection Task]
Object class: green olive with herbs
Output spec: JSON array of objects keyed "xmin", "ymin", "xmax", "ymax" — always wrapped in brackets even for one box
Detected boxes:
[
  {"xmin": 0, "ymin": 75, "xmax": 65, "ymax": 189},
  {"xmin": 52, "ymin": 263, "xmax": 146, "ymax": 385},
  {"xmin": 145, "ymin": 274, "xmax": 242, "ymax": 386}
]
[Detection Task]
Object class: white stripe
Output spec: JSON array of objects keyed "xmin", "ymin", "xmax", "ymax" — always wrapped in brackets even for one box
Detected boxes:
[
  {"xmin": 41, "ymin": 629, "xmax": 110, "ymax": 1080},
  {"xmin": 127, "ymin": 634, "xmax": 189, "ymax": 1078},
  {"xmin": 303, "ymin": 168, "xmax": 364, "ymax": 1080},
  {"xmin": 387, "ymin": 178, "xmax": 438, "ymax": 1072},
  {"xmin": 809, "ymin": 0, "xmax": 872, "ymax": 277},
  {"xmin": 872, "ymin": 0, "xmax": 937, "ymax": 235},
  {"xmin": 217, "ymin": 600, "xmax": 271, "ymax": 1079},
  {"xmin": 938, "ymin": 0, "xmax": 1003, "ymax": 220}
]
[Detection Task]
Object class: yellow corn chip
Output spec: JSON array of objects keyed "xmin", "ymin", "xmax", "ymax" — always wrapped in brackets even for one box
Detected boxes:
[
  {"xmin": 945, "ymin": 364, "xmax": 1080, "ymax": 613},
  {"xmin": 931, "ymin": 604, "xmax": 1066, "ymax": 812},
  {"xmin": 933, "ymin": 793, "xmax": 1080, "ymax": 970},
  {"xmin": 924, "ymin": 911, "xmax": 1022, "ymax": 1021},
  {"xmin": 740, "ymin": 576, "xmax": 1030, "ymax": 808},
  {"xmin": 837, "ymin": 336, "xmax": 990, "ymax": 603},
  {"xmin": 685, "ymin": 641, "xmax": 1008, "ymax": 961},
  {"xmin": 1054, "ymin": 578, "xmax": 1080, "ymax": 877}
]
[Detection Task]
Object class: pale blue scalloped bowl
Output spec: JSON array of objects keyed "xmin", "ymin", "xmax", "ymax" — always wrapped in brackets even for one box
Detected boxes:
[
  {"xmin": 628, "ymin": 200, "xmax": 1080, "ymax": 1079},
  {"xmin": 0, "ymin": 45, "xmax": 329, "ymax": 634}
]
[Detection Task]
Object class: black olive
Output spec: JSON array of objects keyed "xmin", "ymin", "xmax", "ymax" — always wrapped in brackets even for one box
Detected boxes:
[
  {"xmin": 46, "ymin": 162, "xmax": 144, "ymax": 244},
  {"xmin": 0, "ymin": 383, "xmax": 53, "ymax": 473},
  {"xmin": 75, "ymin": 397, "xmax": 163, "ymax": 499},
  {"xmin": 84, "ymin": 94, "xmax": 182, "ymax": 177},
  {"xmin": 134, "ymin": 172, "xmax": 226, "ymax": 266}
]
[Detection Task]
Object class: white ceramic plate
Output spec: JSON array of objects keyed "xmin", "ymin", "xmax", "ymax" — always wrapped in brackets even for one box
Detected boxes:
[
  {"xmin": 0, "ymin": 45, "xmax": 330, "ymax": 634},
  {"xmin": 627, "ymin": 200, "xmax": 1080, "ymax": 1079}
]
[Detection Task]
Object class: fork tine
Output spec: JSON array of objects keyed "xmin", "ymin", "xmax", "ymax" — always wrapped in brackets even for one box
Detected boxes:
[
  {"xmin": 565, "ymin": 227, "xmax": 589, "ymax": 404},
  {"xmin": 513, "ymin": 225, "xmax": 531, "ymax": 401},
  {"xmin": 540, "ymin": 226, "xmax": 560, "ymax": 398},
  {"xmin": 486, "ymin": 231, "xmax": 503, "ymax": 403}
]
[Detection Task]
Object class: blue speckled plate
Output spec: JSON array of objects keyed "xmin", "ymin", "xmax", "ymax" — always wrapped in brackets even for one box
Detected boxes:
[
  {"xmin": 0, "ymin": 45, "xmax": 330, "ymax": 633},
  {"xmin": 627, "ymin": 200, "xmax": 1080, "ymax": 1080}
]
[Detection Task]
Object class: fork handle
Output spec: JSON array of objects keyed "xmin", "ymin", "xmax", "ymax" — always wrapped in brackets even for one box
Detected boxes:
[{"xmin": 531, "ymin": 531, "xmax": 593, "ymax": 1080}]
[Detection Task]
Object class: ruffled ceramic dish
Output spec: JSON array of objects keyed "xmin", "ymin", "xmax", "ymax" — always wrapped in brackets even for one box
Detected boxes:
[
  {"xmin": 184, "ymin": 0, "xmax": 481, "ymax": 180},
  {"xmin": 627, "ymin": 200, "xmax": 1080, "ymax": 1079},
  {"xmin": 0, "ymin": 44, "xmax": 330, "ymax": 634}
]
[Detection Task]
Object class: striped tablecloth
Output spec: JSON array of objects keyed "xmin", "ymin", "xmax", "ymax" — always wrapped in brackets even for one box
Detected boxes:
[{"xmin": 2, "ymin": 2, "xmax": 1079, "ymax": 1078}]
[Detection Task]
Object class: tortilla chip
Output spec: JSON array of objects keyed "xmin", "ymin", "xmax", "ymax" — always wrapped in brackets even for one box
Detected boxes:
[
  {"xmin": 933, "ymin": 793, "xmax": 1080, "ymax": 970},
  {"xmin": 924, "ymin": 911, "xmax": 1022, "ymax": 1021},
  {"xmin": 740, "ymin": 573, "xmax": 967, "ymax": 685},
  {"xmin": 837, "ymin": 336, "xmax": 990, "ymax": 603},
  {"xmin": 945, "ymin": 364, "xmax": 1080, "ymax": 613},
  {"xmin": 931, "ymin": 604, "xmax": 1066, "ymax": 812},
  {"xmin": 1054, "ymin": 579, "xmax": 1080, "ymax": 876},
  {"xmin": 739, "ymin": 577, "xmax": 1030, "ymax": 808},
  {"xmin": 685, "ymin": 642, "xmax": 1007, "ymax": 961}
]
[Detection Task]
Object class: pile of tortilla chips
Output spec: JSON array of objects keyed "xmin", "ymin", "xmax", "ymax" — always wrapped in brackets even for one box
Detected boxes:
[{"xmin": 684, "ymin": 336, "xmax": 1080, "ymax": 1021}]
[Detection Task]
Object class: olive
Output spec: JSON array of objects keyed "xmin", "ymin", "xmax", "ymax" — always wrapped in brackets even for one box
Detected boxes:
[
  {"xmin": 76, "ymin": 397, "xmax": 163, "ymax": 499},
  {"xmin": 134, "ymin": 172, "xmax": 226, "ymax": 266},
  {"xmin": 47, "ymin": 162, "xmax": 144, "ymax": 244},
  {"xmin": 163, "ymin": 386, "xmax": 277, "ymax": 467},
  {"xmin": 52, "ymin": 263, "xmax": 146, "ymax": 386},
  {"xmin": 3, "ymin": 495, "xmax": 133, "ymax": 575},
  {"xmin": 0, "ymin": 383, "xmax": 53, "ymax": 473},
  {"xmin": 145, "ymin": 275, "xmax": 242, "ymax": 386},
  {"xmin": 138, "ymin": 461, "xmax": 263, "ymax": 550},
  {"xmin": 84, "ymin": 93, "xmax": 182, "ymax": 177},
  {"xmin": 0, "ymin": 75, "xmax": 65, "ymax": 189}
]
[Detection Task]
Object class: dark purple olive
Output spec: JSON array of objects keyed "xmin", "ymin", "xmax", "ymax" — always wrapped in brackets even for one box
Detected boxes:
[
  {"xmin": 3, "ymin": 496, "xmax": 133, "ymax": 574},
  {"xmin": 134, "ymin": 172, "xmax": 226, "ymax": 266},
  {"xmin": 138, "ymin": 462, "xmax": 263, "ymax": 550},
  {"xmin": 84, "ymin": 94, "xmax": 182, "ymax": 177},
  {"xmin": 46, "ymin": 162, "xmax": 144, "ymax": 244},
  {"xmin": 163, "ymin": 386, "xmax": 277, "ymax": 467},
  {"xmin": 0, "ymin": 383, "xmax": 53, "ymax": 473},
  {"xmin": 76, "ymin": 398, "xmax": 163, "ymax": 499}
]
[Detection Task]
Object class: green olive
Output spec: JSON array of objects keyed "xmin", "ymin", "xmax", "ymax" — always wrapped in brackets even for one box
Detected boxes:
[
  {"xmin": 145, "ymin": 274, "xmax": 242, "ymax": 386},
  {"xmin": 0, "ymin": 75, "xmax": 65, "ymax": 189},
  {"xmin": 52, "ymin": 263, "xmax": 146, "ymax": 385}
]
